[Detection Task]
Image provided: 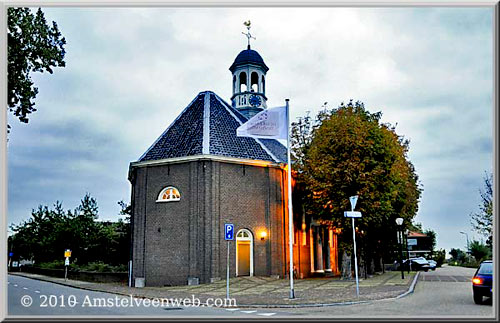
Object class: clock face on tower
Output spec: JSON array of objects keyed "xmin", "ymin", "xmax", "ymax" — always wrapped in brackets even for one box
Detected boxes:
[{"xmin": 249, "ymin": 94, "xmax": 262, "ymax": 107}]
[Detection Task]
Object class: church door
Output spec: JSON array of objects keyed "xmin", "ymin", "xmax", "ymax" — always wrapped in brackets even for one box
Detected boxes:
[{"xmin": 236, "ymin": 229, "xmax": 253, "ymax": 276}]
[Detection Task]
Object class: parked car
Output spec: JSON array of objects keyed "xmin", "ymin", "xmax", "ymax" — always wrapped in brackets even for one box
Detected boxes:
[
  {"xmin": 472, "ymin": 260, "xmax": 493, "ymax": 304},
  {"xmin": 427, "ymin": 259, "xmax": 437, "ymax": 270},
  {"xmin": 402, "ymin": 257, "xmax": 431, "ymax": 271}
]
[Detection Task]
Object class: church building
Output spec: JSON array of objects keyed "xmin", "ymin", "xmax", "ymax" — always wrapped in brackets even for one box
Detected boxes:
[{"xmin": 128, "ymin": 25, "xmax": 340, "ymax": 287}]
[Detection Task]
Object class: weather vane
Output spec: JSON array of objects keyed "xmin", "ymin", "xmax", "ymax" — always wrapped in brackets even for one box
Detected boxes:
[{"xmin": 242, "ymin": 20, "xmax": 256, "ymax": 49}]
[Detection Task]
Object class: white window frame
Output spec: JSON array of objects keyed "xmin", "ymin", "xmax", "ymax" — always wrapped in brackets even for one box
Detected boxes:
[{"xmin": 156, "ymin": 186, "xmax": 181, "ymax": 202}]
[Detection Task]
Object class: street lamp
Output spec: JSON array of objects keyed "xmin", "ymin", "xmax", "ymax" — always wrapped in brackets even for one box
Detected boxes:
[
  {"xmin": 396, "ymin": 218, "xmax": 404, "ymax": 279},
  {"xmin": 405, "ymin": 229, "xmax": 410, "ymax": 274},
  {"xmin": 460, "ymin": 231, "xmax": 469, "ymax": 253}
]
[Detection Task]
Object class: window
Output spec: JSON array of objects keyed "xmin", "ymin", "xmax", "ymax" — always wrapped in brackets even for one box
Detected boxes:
[
  {"xmin": 239, "ymin": 72, "xmax": 247, "ymax": 92},
  {"xmin": 478, "ymin": 262, "xmax": 492, "ymax": 275},
  {"xmin": 251, "ymin": 72, "xmax": 259, "ymax": 92},
  {"xmin": 237, "ymin": 229, "xmax": 251, "ymax": 239},
  {"xmin": 156, "ymin": 186, "xmax": 181, "ymax": 202}
]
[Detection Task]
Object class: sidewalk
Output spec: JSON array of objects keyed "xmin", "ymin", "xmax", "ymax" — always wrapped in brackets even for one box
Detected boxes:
[{"xmin": 9, "ymin": 271, "xmax": 418, "ymax": 308}]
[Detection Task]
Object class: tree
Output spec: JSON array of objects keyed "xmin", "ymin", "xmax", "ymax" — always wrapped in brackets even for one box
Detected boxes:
[
  {"xmin": 9, "ymin": 193, "xmax": 131, "ymax": 267},
  {"xmin": 70, "ymin": 193, "xmax": 101, "ymax": 264},
  {"xmin": 118, "ymin": 200, "xmax": 132, "ymax": 223},
  {"xmin": 469, "ymin": 240, "xmax": 491, "ymax": 262},
  {"xmin": 470, "ymin": 172, "xmax": 493, "ymax": 248},
  {"xmin": 423, "ymin": 229, "xmax": 437, "ymax": 256},
  {"xmin": 449, "ymin": 248, "xmax": 466, "ymax": 264},
  {"xmin": 7, "ymin": 7, "xmax": 66, "ymax": 129},
  {"xmin": 433, "ymin": 249, "xmax": 446, "ymax": 267},
  {"xmin": 9, "ymin": 201, "xmax": 69, "ymax": 263},
  {"xmin": 408, "ymin": 222, "xmax": 423, "ymax": 233},
  {"xmin": 291, "ymin": 100, "xmax": 422, "ymax": 275}
]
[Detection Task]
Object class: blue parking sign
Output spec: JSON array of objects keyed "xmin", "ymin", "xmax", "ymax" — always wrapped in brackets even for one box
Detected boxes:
[{"xmin": 224, "ymin": 223, "xmax": 234, "ymax": 240}]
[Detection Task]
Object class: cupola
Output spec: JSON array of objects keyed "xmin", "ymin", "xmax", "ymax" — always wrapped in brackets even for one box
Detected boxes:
[{"xmin": 229, "ymin": 21, "xmax": 268, "ymax": 119}]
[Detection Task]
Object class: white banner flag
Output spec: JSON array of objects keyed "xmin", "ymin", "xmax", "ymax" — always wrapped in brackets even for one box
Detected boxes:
[{"xmin": 236, "ymin": 106, "xmax": 288, "ymax": 140}]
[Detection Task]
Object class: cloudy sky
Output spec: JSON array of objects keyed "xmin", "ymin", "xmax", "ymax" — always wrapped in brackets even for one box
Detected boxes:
[{"xmin": 6, "ymin": 6, "xmax": 494, "ymax": 255}]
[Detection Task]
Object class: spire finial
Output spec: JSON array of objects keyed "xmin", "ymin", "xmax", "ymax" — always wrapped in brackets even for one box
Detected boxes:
[{"xmin": 242, "ymin": 20, "xmax": 255, "ymax": 49}]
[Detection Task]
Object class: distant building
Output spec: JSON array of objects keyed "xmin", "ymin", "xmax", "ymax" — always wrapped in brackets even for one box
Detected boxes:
[{"xmin": 407, "ymin": 231, "xmax": 432, "ymax": 258}]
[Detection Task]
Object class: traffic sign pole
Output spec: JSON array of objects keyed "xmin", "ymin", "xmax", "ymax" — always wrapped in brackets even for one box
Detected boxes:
[
  {"xmin": 352, "ymin": 217, "xmax": 359, "ymax": 297},
  {"xmin": 64, "ymin": 250, "xmax": 71, "ymax": 281},
  {"xmin": 347, "ymin": 196, "xmax": 360, "ymax": 298},
  {"xmin": 224, "ymin": 223, "xmax": 234, "ymax": 300},
  {"xmin": 226, "ymin": 240, "xmax": 230, "ymax": 300},
  {"xmin": 65, "ymin": 259, "xmax": 68, "ymax": 281}
]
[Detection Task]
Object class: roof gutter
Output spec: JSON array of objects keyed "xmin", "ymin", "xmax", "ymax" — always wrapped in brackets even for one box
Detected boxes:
[{"xmin": 129, "ymin": 154, "xmax": 285, "ymax": 171}]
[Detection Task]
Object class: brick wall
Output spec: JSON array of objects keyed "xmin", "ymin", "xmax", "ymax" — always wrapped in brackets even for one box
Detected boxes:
[{"xmin": 130, "ymin": 158, "xmax": 285, "ymax": 287}]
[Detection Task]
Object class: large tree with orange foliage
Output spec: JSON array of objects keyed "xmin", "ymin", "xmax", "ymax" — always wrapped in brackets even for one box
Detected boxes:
[{"xmin": 291, "ymin": 100, "xmax": 422, "ymax": 273}]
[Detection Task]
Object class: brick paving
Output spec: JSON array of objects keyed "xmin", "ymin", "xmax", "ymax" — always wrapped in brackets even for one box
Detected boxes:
[
  {"xmin": 418, "ymin": 265, "xmax": 474, "ymax": 282},
  {"xmin": 10, "ymin": 271, "xmax": 416, "ymax": 307},
  {"xmin": 420, "ymin": 275, "xmax": 472, "ymax": 282}
]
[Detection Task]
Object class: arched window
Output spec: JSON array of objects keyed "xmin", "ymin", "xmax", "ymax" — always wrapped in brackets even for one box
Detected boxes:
[
  {"xmin": 239, "ymin": 72, "xmax": 247, "ymax": 92},
  {"xmin": 233, "ymin": 75, "xmax": 236, "ymax": 93},
  {"xmin": 262, "ymin": 75, "xmax": 265, "ymax": 95},
  {"xmin": 251, "ymin": 72, "xmax": 259, "ymax": 92},
  {"xmin": 156, "ymin": 186, "xmax": 181, "ymax": 202},
  {"xmin": 237, "ymin": 229, "xmax": 252, "ymax": 239}
]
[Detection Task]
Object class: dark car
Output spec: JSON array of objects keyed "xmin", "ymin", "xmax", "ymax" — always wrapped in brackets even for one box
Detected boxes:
[
  {"xmin": 472, "ymin": 260, "xmax": 493, "ymax": 304},
  {"xmin": 402, "ymin": 257, "xmax": 431, "ymax": 271}
]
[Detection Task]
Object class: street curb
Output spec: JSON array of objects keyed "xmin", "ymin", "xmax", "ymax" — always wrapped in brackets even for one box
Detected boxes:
[
  {"xmin": 9, "ymin": 271, "xmax": 419, "ymax": 309},
  {"xmin": 395, "ymin": 271, "xmax": 420, "ymax": 299}
]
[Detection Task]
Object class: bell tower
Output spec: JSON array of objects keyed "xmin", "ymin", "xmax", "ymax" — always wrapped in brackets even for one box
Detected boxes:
[{"xmin": 229, "ymin": 21, "xmax": 268, "ymax": 119}]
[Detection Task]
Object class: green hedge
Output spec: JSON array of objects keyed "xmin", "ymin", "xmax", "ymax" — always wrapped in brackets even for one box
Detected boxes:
[{"xmin": 37, "ymin": 261, "xmax": 127, "ymax": 273}]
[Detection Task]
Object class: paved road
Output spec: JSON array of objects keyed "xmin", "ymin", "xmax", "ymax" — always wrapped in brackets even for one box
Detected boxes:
[
  {"xmin": 8, "ymin": 275, "xmax": 290, "ymax": 317},
  {"xmin": 283, "ymin": 265, "xmax": 494, "ymax": 318}
]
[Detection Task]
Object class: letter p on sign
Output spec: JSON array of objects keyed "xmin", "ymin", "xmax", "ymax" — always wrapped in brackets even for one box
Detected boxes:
[{"xmin": 225, "ymin": 224, "xmax": 234, "ymax": 240}]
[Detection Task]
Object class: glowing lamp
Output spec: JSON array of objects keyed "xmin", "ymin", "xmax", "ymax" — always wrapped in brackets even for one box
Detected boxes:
[{"xmin": 260, "ymin": 230, "xmax": 267, "ymax": 241}]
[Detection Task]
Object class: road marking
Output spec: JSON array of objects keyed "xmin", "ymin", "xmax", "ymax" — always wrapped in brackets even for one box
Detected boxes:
[
  {"xmin": 225, "ymin": 308, "xmax": 240, "ymax": 311},
  {"xmin": 23, "ymin": 287, "xmax": 28, "ymax": 290},
  {"xmin": 35, "ymin": 291, "xmax": 41, "ymax": 293},
  {"xmin": 257, "ymin": 313, "xmax": 276, "ymax": 316},
  {"xmin": 13, "ymin": 284, "xmax": 18, "ymax": 287},
  {"xmin": 241, "ymin": 310, "xmax": 257, "ymax": 313}
]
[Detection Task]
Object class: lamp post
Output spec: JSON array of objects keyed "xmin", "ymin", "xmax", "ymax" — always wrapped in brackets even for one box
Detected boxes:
[
  {"xmin": 460, "ymin": 231, "xmax": 469, "ymax": 253},
  {"xmin": 396, "ymin": 218, "xmax": 404, "ymax": 279},
  {"xmin": 405, "ymin": 229, "xmax": 410, "ymax": 274}
]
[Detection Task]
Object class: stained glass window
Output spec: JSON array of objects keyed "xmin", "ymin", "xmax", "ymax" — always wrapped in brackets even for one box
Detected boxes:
[{"xmin": 156, "ymin": 186, "xmax": 181, "ymax": 202}]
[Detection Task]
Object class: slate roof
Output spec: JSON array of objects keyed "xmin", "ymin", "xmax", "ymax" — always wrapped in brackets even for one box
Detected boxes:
[
  {"xmin": 138, "ymin": 91, "xmax": 287, "ymax": 164},
  {"xmin": 229, "ymin": 48, "xmax": 269, "ymax": 72}
]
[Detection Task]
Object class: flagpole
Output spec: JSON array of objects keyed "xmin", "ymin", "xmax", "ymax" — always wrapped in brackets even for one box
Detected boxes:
[{"xmin": 286, "ymin": 98, "xmax": 295, "ymax": 299}]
